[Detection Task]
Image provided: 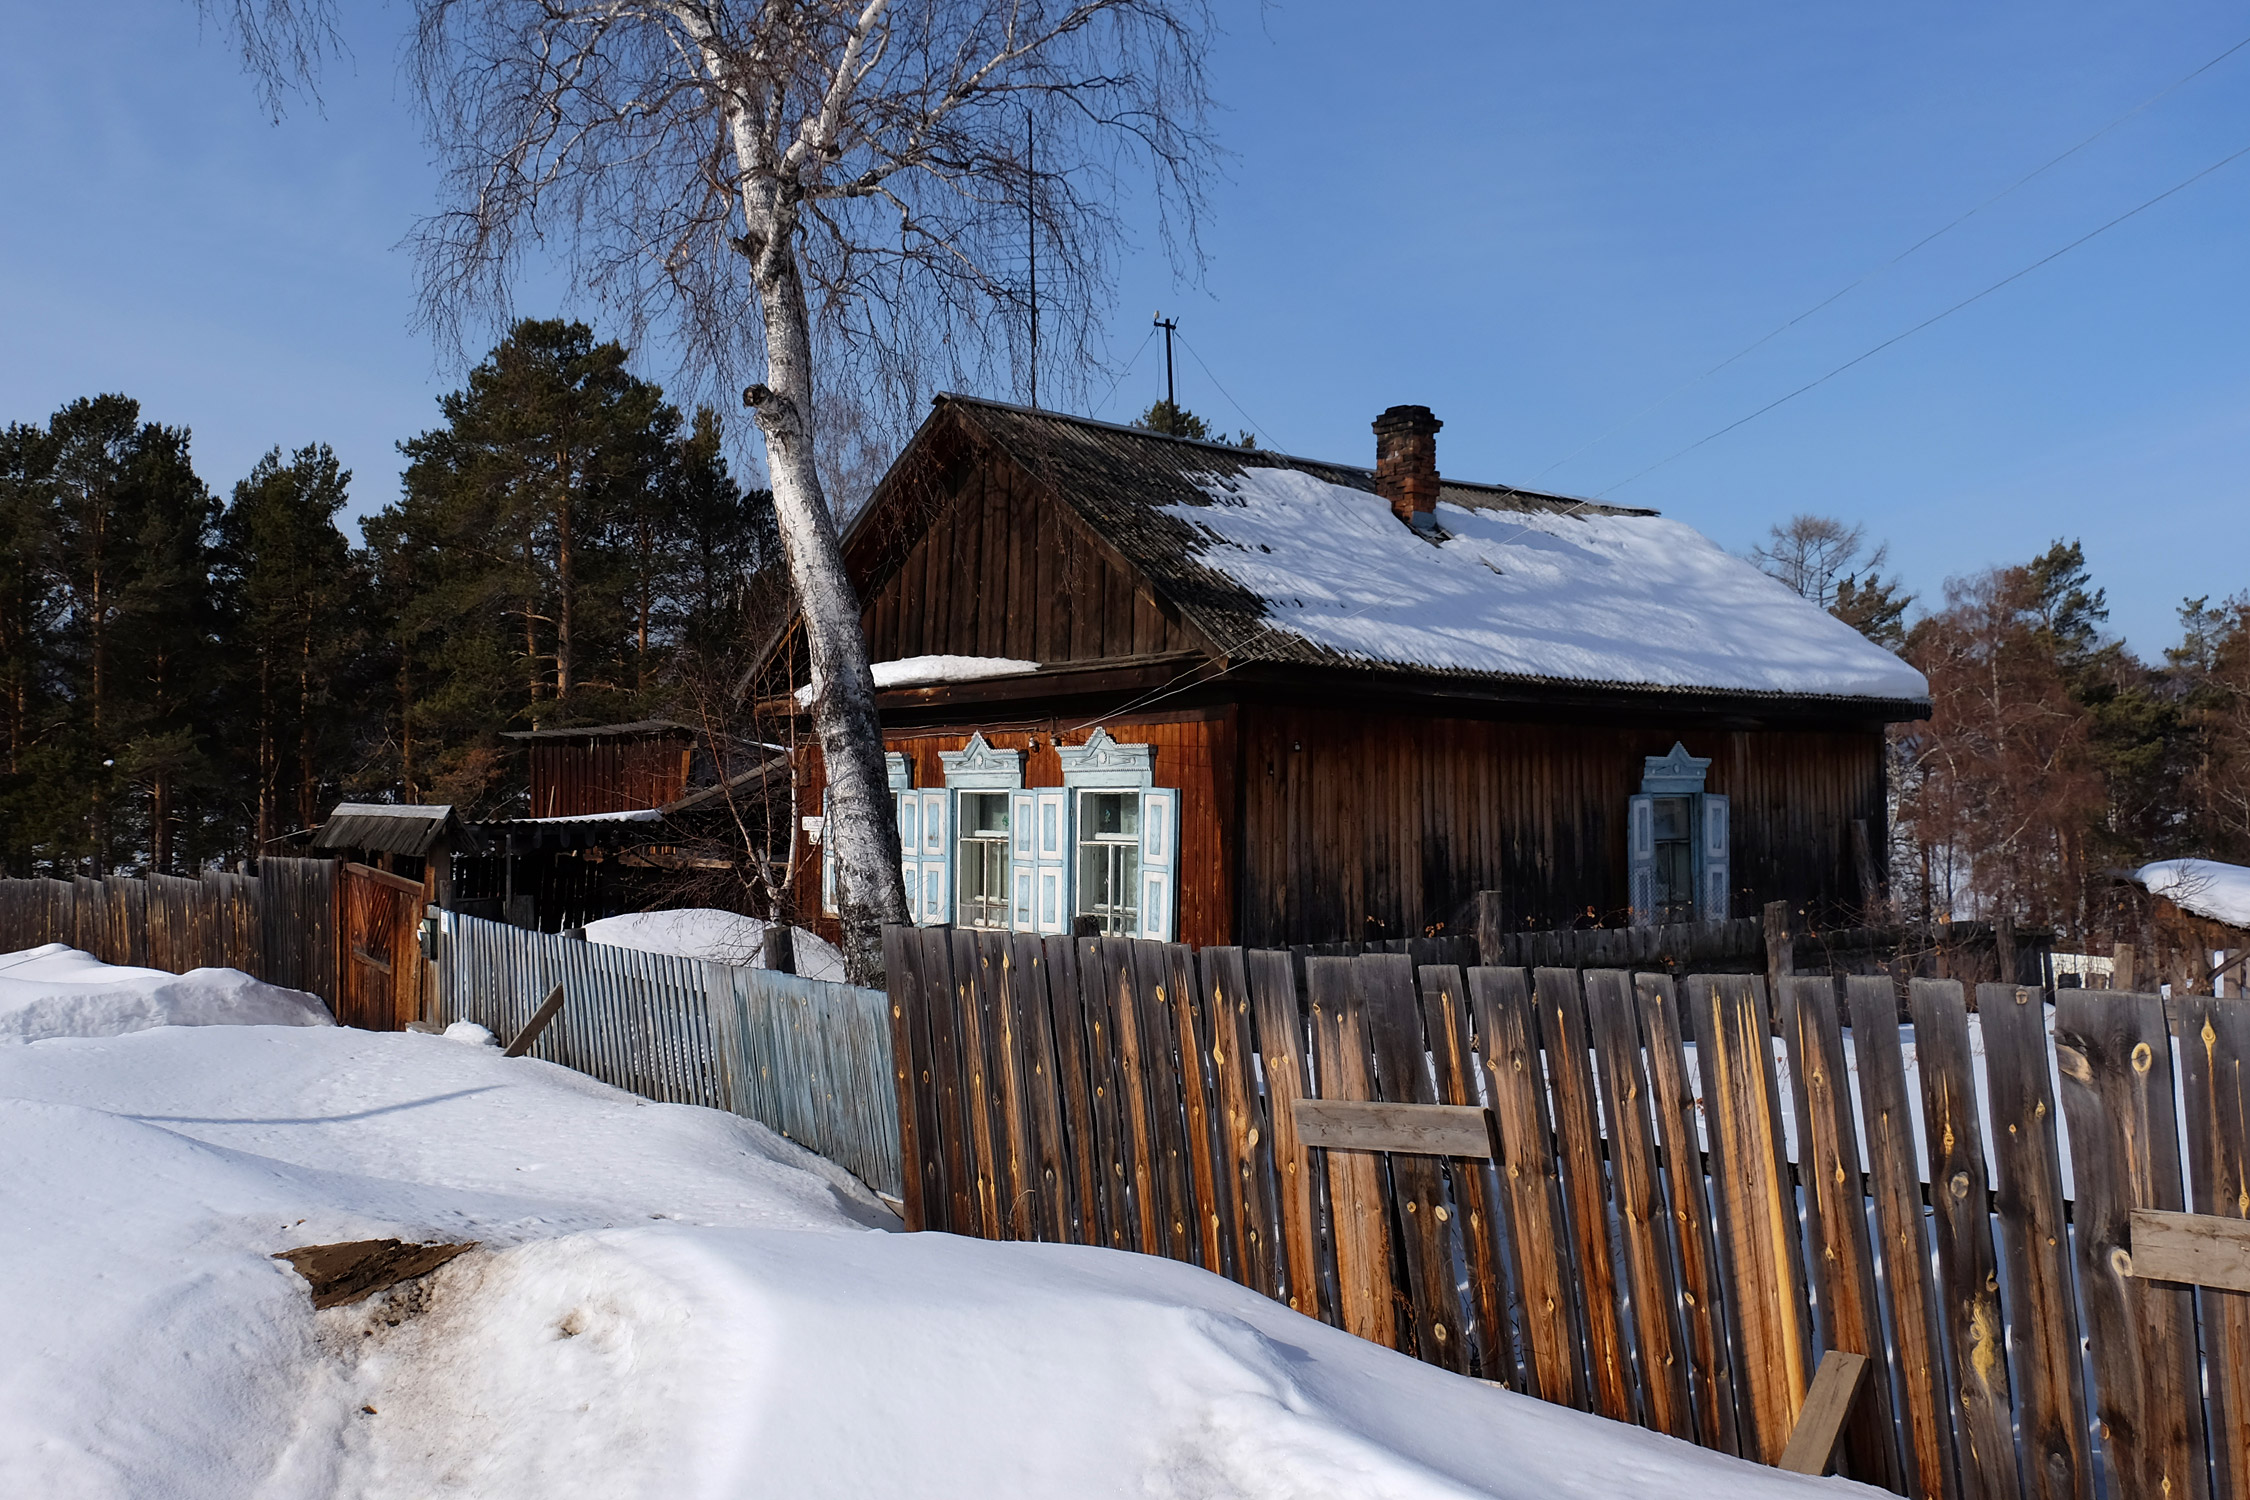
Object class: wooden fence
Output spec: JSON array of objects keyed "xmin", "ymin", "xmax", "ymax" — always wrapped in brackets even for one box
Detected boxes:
[
  {"xmin": 0, "ymin": 858, "xmax": 340, "ymax": 1010},
  {"xmin": 435, "ymin": 911, "xmax": 900, "ymax": 1199},
  {"xmin": 882, "ymin": 925, "xmax": 2250, "ymax": 1496}
]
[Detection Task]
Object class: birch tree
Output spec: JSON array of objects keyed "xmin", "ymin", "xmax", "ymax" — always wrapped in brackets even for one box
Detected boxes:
[{"xmin": 390, "ymin": 0, "xmax": 1214, "ymax": 980}]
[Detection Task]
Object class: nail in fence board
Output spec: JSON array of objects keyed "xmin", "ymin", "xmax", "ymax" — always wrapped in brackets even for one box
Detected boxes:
[
  {"xmin": 1418, "ymin": 964, "xmax": 1518, "ymax": 1388},
  {"xmin": 1844, "ymin": 975, "xmax": 1960, "ymax": 1500},
  {"xmin": 1361, "ymin": 955, "xmax": 1468, "ymax": 1372},
  {"xmin": 1008, "ymin": 933, "xmax": 1073, "ymax": 1243},
  {"xmin": 1635, "ymin": 972, "xmax": 1742, "ymax": 1457},
  {"xmin": 1079, "ymin": 939, "xmax": 1140, "ymax": 1252},
  {"xmin": 1692, "ymin": 973, "xmax": 1811, "ymax": 1465},
  {"xmin": 1201, "ymin": 947, "xmax": 1280, "ymax": 1300},
  {"xmin": 2176, "ymin": 992, "xmax": 2250, "ymax": 1500},
  {"xmin": 1167, "ymin": 941, "xmax": 1231, "ymax": 1275},
  {"xmin": 1103, "ymin": 937, "xmax": 1163, "ymax": 1254},
  {"xmin": 1246, "ymin": 946, "xmax": 1324, "ymax": 1319},
  {"xmin": 1779, "ymin": 976, "xmax": 1901, "ymax": 1490},
  {"xmin": 1583, "ymin": 969, "xmax": 1692, "ymax": 1439},
  {"xmin": 1471, "ymin": 966, "xmax": 1585, "ymax": 1408},
  {"xmin": 1128, "ymin": 940, "xmax": 1201, "ymax": 1263},
  {"xmin": 1909, "ymin": 978, "xmax": 2023, "ymax": 1500},
  {"xmin": 1534, "ymin": 967, "xmax": 1634, "ymax": 1422},
  {"xmin": 1042, "ymin": 935, "xmax": 1105, "ymax": 1248},
  {"xmin": 1307, "ymin": 956, "xmax": 1400, "ymax": 1348},
  {"xmin": 1977, "ymin": 982, "xmax": 2090, "ymax": 1500},
  {"xmin": 2053, "ymin": 989, "xmax": 2208, "ymax": 1500},
  {"xmin": 879, "ymin": 926, "xmax": 928, "ymax": 1232}
]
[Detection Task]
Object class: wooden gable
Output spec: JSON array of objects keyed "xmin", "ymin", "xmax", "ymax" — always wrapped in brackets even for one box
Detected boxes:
[{"xmin": 854, "ymin": 413, "xmax": 1212, "ymax": 667}]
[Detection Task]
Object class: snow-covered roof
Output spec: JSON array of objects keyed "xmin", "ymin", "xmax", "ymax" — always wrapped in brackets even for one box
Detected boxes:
[
  {"xmin": 2134, "ymin": 858, "xmax": 2250, "ymax": 929},
  {"xmin": 1172, "ymin": 467, "xmax": 1931, "ymax": 702},
  {"xmin": 872, "ymin": 397, "xmax": 1929, "ymax": 710},
  {"xmin": 796, "ymin": 654, "xmax": 1040, "ymax": 705}
]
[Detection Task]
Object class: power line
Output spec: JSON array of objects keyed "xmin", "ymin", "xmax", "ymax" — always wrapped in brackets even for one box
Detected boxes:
[
  {"xmin": 1597, "ymin": 133, "xmax": 2250, "ymax": 497},
  {"xmin": 1091, "ymin": 326, "xmax": 1157, "ymax": 418},
  {"xmin": 1532, "ymin": 26, "xmax": 2250, "ymax": 484},
  {"xmin": 1173, "ymin": 332, "xmax": 1279, "ymax": 448}
]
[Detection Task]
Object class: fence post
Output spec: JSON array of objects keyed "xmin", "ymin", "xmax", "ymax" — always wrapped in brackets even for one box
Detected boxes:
[{"xmin": 1763, "ymin": 901, "xmax": 1792, "ymax": 1028}]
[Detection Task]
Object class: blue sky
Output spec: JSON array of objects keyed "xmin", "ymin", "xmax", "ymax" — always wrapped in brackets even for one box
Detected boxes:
[{"xmin": 4, "ymin": 2, "xmax": 2247, "ymax": 653}]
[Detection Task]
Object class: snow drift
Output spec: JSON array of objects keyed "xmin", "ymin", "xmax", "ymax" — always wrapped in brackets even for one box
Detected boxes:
[
  {"xmin": 582, "ymin": 909, "xmax": 847, "ymax": 982},
  {"xmin": 0, "ymin": 1019, "xmax": 1863, "ymax": 1498},
  {"xmin": 0, "ymin": 943, "xmax": 331, "ymax": 1040}
]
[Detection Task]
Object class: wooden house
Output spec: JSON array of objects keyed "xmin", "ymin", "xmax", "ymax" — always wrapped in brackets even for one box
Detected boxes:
[{"xmin": 771, "ymin": 396, "xmax": 1931, "ymax": 950}]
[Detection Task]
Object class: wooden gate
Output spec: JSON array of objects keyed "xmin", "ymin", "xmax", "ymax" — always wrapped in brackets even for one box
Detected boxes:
[{"xmin": 340, "ymin": 861, "xmax": 426, "ymax": 1029}]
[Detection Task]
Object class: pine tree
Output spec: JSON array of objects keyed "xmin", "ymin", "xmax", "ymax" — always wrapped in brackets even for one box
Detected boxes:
[{"xmin": 216, "ymin": 444, "xmax": 370, "ymax": 859}]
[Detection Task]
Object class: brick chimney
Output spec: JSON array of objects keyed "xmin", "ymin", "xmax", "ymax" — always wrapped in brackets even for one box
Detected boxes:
[{"xmin": 1372, "ymin": 405, "xmax": 1442, "ymax": 531}]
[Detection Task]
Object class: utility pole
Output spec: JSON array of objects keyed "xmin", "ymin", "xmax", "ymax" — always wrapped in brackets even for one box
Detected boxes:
[
  {"xmin": 1154, "ymin": 311, "xmax": 1177, "ymax": 413},
  {"xmin": 1027, "ymin": 111, "xmax": 1038, "ymax": 410}
]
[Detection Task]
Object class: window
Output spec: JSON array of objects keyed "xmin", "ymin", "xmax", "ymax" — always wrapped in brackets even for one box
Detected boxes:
[
  {"xmin": 957, "ymin": 792, "xmax": 1012, "ymax": 929},
  {"xmin": 1649, "ymin": 795, "xmax": 1696, "ymax": 924},
  {"xmin": 1629, "ymin": 742, "xmax": 1730, "ymax": 926},
  {"xmin": 1076, "ymin": 790, "xmax": 1141, "ymax": 935}
]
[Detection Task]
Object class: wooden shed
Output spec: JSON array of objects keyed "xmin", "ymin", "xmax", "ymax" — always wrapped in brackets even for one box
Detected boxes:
[{"xmin": 770, "ymin": 396, "xmax": 1931, "ymax": 950}]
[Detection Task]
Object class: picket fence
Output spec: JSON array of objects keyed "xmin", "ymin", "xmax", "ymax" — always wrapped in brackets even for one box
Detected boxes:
[
  {"xmin": 0, "ymin": 858, "xmax": 340, "ymax": 1007},
  {"xmin": 881, "ymin": 925, "xmax": 2250, "ymax": 1497},
  {"xmin": 434, "ymin": 911, "xmax": 901, "ymax": 1199}
]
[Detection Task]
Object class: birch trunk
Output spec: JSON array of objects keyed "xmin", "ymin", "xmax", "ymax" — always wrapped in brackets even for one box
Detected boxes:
[{"xmin": 742, "ymin": 242, "xmax": 906, "ymax": 982}]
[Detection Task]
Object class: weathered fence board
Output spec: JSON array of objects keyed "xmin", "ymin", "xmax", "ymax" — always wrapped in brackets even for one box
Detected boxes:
[
  {"xmin": 1307, "ymin": 955, "xmax": 1396, "ymax": 1347},
  {"xmin": 1978, "ymin": 982, "xmax": 2089, "ymax": 1500},
  {"xmin": 1694, "ymin": 973, "xmax": 1810, "ymax": 1464},
  {"xmin": 2177, "ymin": 992, "xmax": 2250, "ymax": 1500},
  {"xmin": 1844, "ymin": 975, "xmax": 1958, "ymax": 1500},
  {"xmin": 2053, "ymin": 989, "xmax": 2207, "ymax": 1500},
  {"xmin": 1911, "ymin": 978, "xmax": 2023, "ymax": 1500},
  {"xmin": 1418, "ymin": 963, "xmax": 1515, "ymax": 1387},
  {"xmin": 1205, "ymin": 947, "xmax": 1280, "ymax": 1301},
  {"xmin": 1362, "ymin": 954, "xmax": 1464, "ymax": 1371},
  {"xmin": 1537, "ymin": 966, "xmax": 1633, "ymax": 1422},
  {"xmin": 1246, "ymin": 944, "xmax": 1322, "ymax": 1318}
]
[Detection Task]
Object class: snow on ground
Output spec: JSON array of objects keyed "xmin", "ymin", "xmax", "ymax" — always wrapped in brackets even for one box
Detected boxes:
[
  {"xmin": 794, "ymin": 654, "xmax": 1040, "ymax": 704},
  {"xmin": 0, "ymin": 1002, "xmax": 1864, "ymax": 1496},
  {"xmin": 583, "ymin": 909, "xmax": 847, "ymax": 983},
  {"xmin": 1172, "ymin": 467, "xmax": 1930, "ymax": 702},
  {"xmin": 2135, "ymin": 857, "xmax": 2250, "ymax": 929},
  {"xmin": 0, "ymin": 943, "xmax": 331, "ymax": 1040}
]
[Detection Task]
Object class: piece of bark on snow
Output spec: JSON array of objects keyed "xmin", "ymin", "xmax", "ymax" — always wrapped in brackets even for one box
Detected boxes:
[{"xmin": 274, "ymin": 1238, "xmax": 475, "ymax": 1309}]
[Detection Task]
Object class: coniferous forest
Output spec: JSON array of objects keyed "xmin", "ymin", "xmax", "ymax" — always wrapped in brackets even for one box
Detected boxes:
[{"xmin": 0, "ymin": 319, "xmax": 781, "ymax": 876}]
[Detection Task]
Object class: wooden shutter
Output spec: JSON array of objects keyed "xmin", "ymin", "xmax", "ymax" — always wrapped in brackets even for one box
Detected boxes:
[
  {"xmin": 1628, "ymin": 793, "xmax": 1656, "ymax": 926},
  {"xmin": 1139, "ymin": 788, "xmax": 1179, "ymax": 940},
  {"xmin": 916, "ymin": 788, "xmax": 949, "ymax": 927},
  {"xmin": 896, "ymin": 792, "xmax": 921, "ymax": 923},
  {"xmin": 1008, "ymin": 789, "xmax": 1036, "ymax": 931},
  {"xmin": 1034, "ymin": 788, "xmax": 1070, "ymax": 935},
  {"xmin": 1698, "ymin": 793, "xmax": 1730, "ymax": 921}
]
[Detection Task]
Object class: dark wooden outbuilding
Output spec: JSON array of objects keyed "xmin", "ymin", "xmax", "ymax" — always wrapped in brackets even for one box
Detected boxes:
[{"xmin": 769, "ymin": 395, "xmax": 1932, "ymax": 949}]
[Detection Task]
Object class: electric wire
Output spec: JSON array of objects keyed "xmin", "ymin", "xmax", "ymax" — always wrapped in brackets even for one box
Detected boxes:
[
  {"xmin": 1091, "ymin": 327, "xmax": 1157, "ymax": 419},
  {"xmin": 1173, "ymin": 332, "xmax": 1280, "ymax": 449},
  {"xmin": 1530, "ymin": 26, "xmax": 2250, "ymax": 484},
  {"xmin": 1597, "ymin": 133, "xmax": 2250, "ymax": 496}
]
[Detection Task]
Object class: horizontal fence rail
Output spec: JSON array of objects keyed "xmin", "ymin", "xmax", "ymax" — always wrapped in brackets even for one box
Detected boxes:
[
  {"xmin": 884, "ymin": 925, "xmax": 2250, "ymax": 1495},
  {"xmin": 0, "ymin": 859, "xmax": 340, "ymax": 1011},
  {"xmin": 436, "ymin": 911, "xmax": 900, "ymax": 1200}
]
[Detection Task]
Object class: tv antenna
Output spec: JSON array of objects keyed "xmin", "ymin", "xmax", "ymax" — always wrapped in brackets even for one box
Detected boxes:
[
  {"xmin": 1153, "ymin": 312, "xmax": 1178, "ymax": 411},
  {"xmin": 1026, "ymin": 110, "xmax": 1038, "ymax": 410}
]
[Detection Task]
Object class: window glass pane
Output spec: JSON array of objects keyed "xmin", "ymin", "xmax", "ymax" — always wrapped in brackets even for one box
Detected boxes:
[
  {"xmin": 962, "ymin": 791, "xmax": 1009, "ymax": 837},
  {"xmin": 1650, "ymin": 796, "xmax": 1694, "ymax": 923},
  {"xmin": 1082, "ymin": 790, "xmax": 1140, "ymax": 841},
  {"xmin": 1651, "ymin": 796, "xmax": 1690, "ymax": 843}
]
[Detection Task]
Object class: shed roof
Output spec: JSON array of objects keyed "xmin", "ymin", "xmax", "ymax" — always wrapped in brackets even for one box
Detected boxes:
[
  {"xmin": 500, "ymin": 719, "xmax": 692, "ymax": 742},
  {"xmin": 860, "ymin": 396, "xmax": 1929, "ymax": 713},
  {"xmin": 312, "ymin": 803, "xmax": 481, "ymax": 857}
]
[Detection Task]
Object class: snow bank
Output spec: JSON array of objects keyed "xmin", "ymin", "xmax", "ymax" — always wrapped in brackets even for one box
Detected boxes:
[
  {"xmin": 0, "ymin": 943, "xmax": 331, "ymax": 1040},
  {"xmin": 1172, "ymin": 468, "xmax": 1930, "ymax": 702},
  {"xmin": 583, "ymin": 909, "xmax": 847, "ymax": 983},
  {"xmin": 2135, "ymin": 857, "xmax": 2250, "ymax": 929},
  {"xmin": 0, "ymin": 1025, "xmax": 1859, "ymax": 1498},
  {"xmin": 794, "ymin": 654, "xmax": 1040, "ymax": 705}
]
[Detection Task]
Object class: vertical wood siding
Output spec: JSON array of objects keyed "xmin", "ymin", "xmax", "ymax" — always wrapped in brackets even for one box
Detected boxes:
[
  {"xmin": 1234, "ymin": 704, "xmax": 1886, "ymax": 945},
  {"xmin": 857, "ymin": 454, "xmax": 1203, "ymax": 666}
]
